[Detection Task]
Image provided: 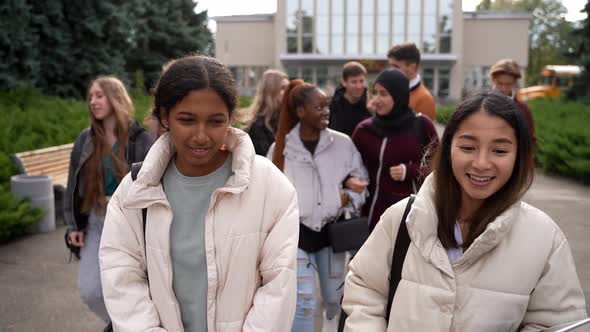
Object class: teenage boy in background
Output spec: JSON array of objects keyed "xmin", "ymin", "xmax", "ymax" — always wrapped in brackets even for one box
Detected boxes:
[
  {"xmin": 387, "ymin": 42, "xmax": 436, "ymax": 121},
  {"xmin": 329, "ymin": 61, "xmax": 372, "ymax": 137}
]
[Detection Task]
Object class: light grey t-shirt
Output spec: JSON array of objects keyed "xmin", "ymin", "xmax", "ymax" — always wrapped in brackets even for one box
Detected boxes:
[{"xmin": 163, "ymin": 154, "xmax": 232, "ymax": 332}]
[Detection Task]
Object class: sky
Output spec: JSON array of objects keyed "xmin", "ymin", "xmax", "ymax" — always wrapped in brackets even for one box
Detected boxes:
[{"xmin": 195, "ymin": 0, "xmax": 588, "ymax": 32}]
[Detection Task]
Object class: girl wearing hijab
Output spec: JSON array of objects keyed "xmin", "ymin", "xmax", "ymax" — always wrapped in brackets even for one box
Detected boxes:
[{"xmin": 352, "ymin": 68, "xmax": 439, "ymax": 231}]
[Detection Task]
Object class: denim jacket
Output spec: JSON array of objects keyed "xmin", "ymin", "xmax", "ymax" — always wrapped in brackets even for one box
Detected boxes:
[{"xmin": 268, "ymin": 124, "xmax": 368, "ymax": 231}]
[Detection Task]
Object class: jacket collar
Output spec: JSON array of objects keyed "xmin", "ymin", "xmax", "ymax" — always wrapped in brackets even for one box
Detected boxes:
[
  {"xmin": 284, "ymin": 123, "xmax": 335, "ymax": 161},
  {"xmin": 123, "ymin": 127, "xmax": 256, "ymax": 209},
  {"xmin": 406, "ymin": 173, "xmax": 520, "ymax": 276}
]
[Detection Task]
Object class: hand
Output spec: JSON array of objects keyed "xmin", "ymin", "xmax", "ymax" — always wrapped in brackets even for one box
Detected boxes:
[
  {"xmin": 344, "ymin": 177, "xmax": 368, "ymax": 193},
  {"xmin": 340, "ymin": 192, "xmax": 350, "ymax": 207},
  {"xmin": 68, "ymin": 231, "xmax": 85, "ymax": 247},
  {"xmin": 389, "ymin": 164, "xmax": 405, "ymax": 181}
]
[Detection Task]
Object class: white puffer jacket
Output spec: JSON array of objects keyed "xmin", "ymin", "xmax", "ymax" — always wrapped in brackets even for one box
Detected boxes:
[
  {"xmin": 343, "ymin": 174, "xmax": 587, "ymax": 331},
  {"xmin": 99, "ymin": 128, "xmax": 299, "ymax": 332}
]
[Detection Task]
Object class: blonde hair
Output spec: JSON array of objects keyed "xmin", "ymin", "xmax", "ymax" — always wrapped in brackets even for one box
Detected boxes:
[
  {"xmin": 246, "ymin": 69, "xmax": 288, "ymax": 131},
  {"xmin": 81, "ymin": 76, "xmax": 133, "ymax": 213}
]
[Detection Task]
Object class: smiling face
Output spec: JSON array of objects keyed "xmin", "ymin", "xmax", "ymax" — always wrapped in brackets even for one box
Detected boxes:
[
  {"xmin": 451, "ymin": 111, "xmax": 517, "ymax": 212},
  {"xmin": 342, "ymin": 74, "xmax": 366, "ymax": 99},
  {"xmin": 371, "ymin": 83, "xmax": 395, "ymax": 116},
  {"xmin": 297, "ymin": 88, "xmax": 330, "ymax": 131},
  {"xmin": 162, "ymin": 89, "xmax": 230, "ymax": 177},
  {"xmin": 88, "ymin": 83, "xmax": 114, "ymax": 121}
]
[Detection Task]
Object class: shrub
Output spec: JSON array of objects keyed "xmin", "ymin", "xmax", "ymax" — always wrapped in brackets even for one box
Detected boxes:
[
  {"xmin": 238, "ymin": 95, "xmax": 254, "ymax": 109},
  {"xmin": 0, "ymin": 88, "xmax": 151, "ymax": 241},
  {"xmin": 436, "ymin": 105, "xmax": 456, "ymax": 125}
]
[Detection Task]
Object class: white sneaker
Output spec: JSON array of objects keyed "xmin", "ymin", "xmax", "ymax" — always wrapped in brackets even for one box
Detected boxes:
[{"xmin": 321, "ymin": 310, "xmax": 339, "ymax": 332}]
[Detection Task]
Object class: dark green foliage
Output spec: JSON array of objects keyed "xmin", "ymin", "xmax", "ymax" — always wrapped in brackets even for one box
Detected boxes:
[
  {"xmin": 436, "ymin": 105, "xmax": 456, "ymax": 125},
  {"xmin": 0, "ymin": 1, "xmax": 39, "ymax": 89},
  {"xmin": 0, "ymin": 88, "xmax": 151, "ymax": 241},
  {"xmin": 530, "ymin": 99, "xmax": 590, "ymax": 183},
  {"xmin": 125, "ymin": 0, "xmax": 213, "ymax": 91},
  {"xmin": 567, "ymin": 1, "xmax": 590, "ymax": 99},
  {"xmin": 238, "ymin": 95, "xmax": 254, "ymax": 109},
  {"xmin": 0, "ymin": 0, "xmax": 213, "ymax": 97}
]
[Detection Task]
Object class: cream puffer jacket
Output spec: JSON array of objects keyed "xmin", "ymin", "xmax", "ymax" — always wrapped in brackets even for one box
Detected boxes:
[
  {"xmin": 99, "ymin": 128, "xmax": 299, "ymax": 332},
  {"xmin": 343, "ymin": 174, "xmax": 587, "ymax": 332}
]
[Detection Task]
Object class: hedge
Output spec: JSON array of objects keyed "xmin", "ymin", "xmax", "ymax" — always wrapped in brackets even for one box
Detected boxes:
[
  {"xmin": 435, "ymin": 100, "xmax": 590, "ymax": 184},
  {"xmin": 0, "ymin": 88, "xmax": 150, "ymax": 242}
]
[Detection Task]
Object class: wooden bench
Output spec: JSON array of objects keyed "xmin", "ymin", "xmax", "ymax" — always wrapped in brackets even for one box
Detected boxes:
[{"xmin": 10, "ymin": 143, "xmax": 74, "ymax": 189}]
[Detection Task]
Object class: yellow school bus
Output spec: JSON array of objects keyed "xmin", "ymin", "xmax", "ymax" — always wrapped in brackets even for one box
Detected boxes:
[{"xmin": 518, "ymin": 65, "xmax": 582, "ymax": 101}]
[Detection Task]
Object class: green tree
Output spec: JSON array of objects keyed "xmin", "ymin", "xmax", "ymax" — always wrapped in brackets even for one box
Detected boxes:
[
  {"xmin": 476, "ymin": 0, "xmax": 578, "ymax": 85},
  {"xmin": 570, "ymin": 1, "xmax": 590, "ymax": 97},
  {"xmin": 125, "ymin": 0, "xmax": 213, "ymax": 91},
  {"xmin": 0, "ymin": 0, "xmax": 39, "ymax": 89}
]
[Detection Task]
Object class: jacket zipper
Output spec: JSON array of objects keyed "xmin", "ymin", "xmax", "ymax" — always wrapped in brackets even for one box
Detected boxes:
[{"xmin": 368, "ymin": 137, "xmax": 388, "ymax": 224}]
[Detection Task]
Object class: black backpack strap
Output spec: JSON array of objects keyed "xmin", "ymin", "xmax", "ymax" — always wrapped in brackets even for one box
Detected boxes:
[
  {"xmin": 385, "ymin": 194, "xmax": 415, "ymax": 322},
  {"xmin": 338, "ymin": 195, "xmax": 416, "ymax": 331}
]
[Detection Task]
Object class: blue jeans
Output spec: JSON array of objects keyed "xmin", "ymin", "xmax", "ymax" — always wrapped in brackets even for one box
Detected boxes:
[{"xmin": 292, "ymin": 247, "xmax": 346, "ymax": 332}]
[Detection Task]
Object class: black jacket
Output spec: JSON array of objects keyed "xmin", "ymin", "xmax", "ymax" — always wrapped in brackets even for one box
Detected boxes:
[
  {"xmin": 63, "ymin": 120, "xmax": 154, "ymax": 231},
  {"xmin": 247, "ymin": 113, "xmax": 276, "ymax": 156},
  {"xmin": 328, "ymin": 86, "xmax": 371, "ymax": 137}
]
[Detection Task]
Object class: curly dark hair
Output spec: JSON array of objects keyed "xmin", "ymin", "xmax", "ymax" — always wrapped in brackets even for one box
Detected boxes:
[{"xmin": 152, "ymin": 55, "xmax": 237, "ymax": 126}]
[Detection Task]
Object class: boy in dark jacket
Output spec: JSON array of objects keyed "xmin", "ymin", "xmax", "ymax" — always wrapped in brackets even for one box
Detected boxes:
[{"xmin": 328, "ymin": 61, "xmax": 372, "ymax": 137}]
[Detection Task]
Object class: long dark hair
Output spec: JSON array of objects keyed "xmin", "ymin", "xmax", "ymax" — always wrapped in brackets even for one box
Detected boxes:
[
  {"xmin": 271, "ymin": 79, "xmax": 318, "ymax": 171},
  {"xmin": 432, "ymin": 90, "xmax": 534, "ymax": 249}
]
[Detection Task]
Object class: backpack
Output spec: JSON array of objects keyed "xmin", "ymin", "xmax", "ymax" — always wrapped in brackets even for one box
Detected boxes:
[{"xmin": 337, "ymin": 195, "xmax": 415, "ymax": 331}]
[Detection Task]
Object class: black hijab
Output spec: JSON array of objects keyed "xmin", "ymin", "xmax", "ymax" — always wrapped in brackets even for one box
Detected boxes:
[{"xmin": 369, "ymin": 68, "xmax": 416, "ymax": 136}]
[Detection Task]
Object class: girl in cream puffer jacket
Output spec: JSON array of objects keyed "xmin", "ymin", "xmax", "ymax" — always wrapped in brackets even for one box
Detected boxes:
[{"xmin": 342, "ymin": 91, "xmax": 587, "ymax": 331}]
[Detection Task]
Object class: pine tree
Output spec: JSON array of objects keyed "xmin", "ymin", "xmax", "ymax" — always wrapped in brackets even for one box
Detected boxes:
[
  {"xmin": 0, "ymin": 0, "xmax": 40, "ymax": 89},
  {"xmin": 126, "ymin": 0, "xmax": 213, "ymax": 91}
]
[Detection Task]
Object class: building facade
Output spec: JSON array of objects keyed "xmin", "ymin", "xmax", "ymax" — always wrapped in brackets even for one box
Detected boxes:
[{"xmin": 214, "ymin": 1, "xmax": 530, "ymax": 101}]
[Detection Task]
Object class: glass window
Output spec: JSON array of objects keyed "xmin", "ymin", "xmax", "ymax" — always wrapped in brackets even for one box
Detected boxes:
[
  {"xmin": 303, "ymin": 36, "xmax": 313, "ymax": 53},
  {"xmin": 393, "ymin": 14, "xmax": 404, "ymax": 40},
  {"xmin": 333, "ymin": 35, "xmax": 344, "ymax": 54},
  {"xmin": 439, "ymin": 0, "xmax": 453, "ymax": 53},
  {"xmin": 318, "ymin": 0, "xmax": 329, "ymax": 15},
  {"xmin": 377, "ymin": 0, "xmax": 389, "ymax": 35},
  {"xmin": 317, "ymin": 66, "xmax": 329, "ymax": 88},
  {"xmin": 347, "ymin": 0, "xmax": 359, "ymax": 54},
  {"xmin": 347, "ymin": 0, "xmax": 359, "ymax": 15},
  {"xmin": 231, "ymin": 66, "xmax": 244, "ymax": 86},
  {"xmin": 317, "ymin": 15, "xmax": 329, "ymax": 54},
  {"xmin": 393, "ymin": 0, "xmax": 404, "ymax": 14},
  {"xmin": 408, "ymin": 0, "xmax": 420, "ymax": 15},
  {"xmin": 332, "ymin": 13, "xmax": 344, "ymax": 34},
  {"xmin": 302, "ymin": 67, "xmax": 314, "ymax": 84},
  {"xmin": 361, "ymin": 0, "xmax": 375, "ymax": 54},
  {"xmin": 333, "ymin": 0, "xmax": 344, "ymax": 15},
  {"xmin": 377, "ymin": 35, "xmax": 389, "ymax": 55},
  {"xmin": 438, "ymin": 68, "xmax": 450, "ymax": 98},
  {"xmin": 423, "ymin": 15, "xmax": 437, "ymax": 54},
  {"xmin": 423, "ymin": 68, "xmax": 434, "ymax": 91},
  {"xmin": 287, "ymin": 0, "xmax": 298, "ymax": 31},
  {"xmin": 317, "ymin": 35, "xmax": 329, "ymax": 54},
  {"xmin": 424, "ymin": 0, "xmax": 436, "ymax": 15},
  {"xmin": 347, "ymin": 36, "xmax": 359, "ymax": 54},
  {"xmin": 286, "ymin": 66, "xmax": 299, "ymax": 80},
  {"xmin": 288, "ymin": 36, "xmax": 298, "ymax": 53},
  {"xmin": 408, "ymin": 18, "xmax": 420, "ymax": 40},
  {"xmin": 286, "ymin": 0, "xmax": 298, "ymax": 54}
]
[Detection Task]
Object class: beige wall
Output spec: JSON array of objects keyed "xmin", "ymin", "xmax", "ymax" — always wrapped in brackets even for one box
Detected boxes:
[
  {"xmin": 215, "ymin": 20, "xmax": 277, "ymax": 67},
  {"xmin": 450, "ymin": 1, "xmax": 465, "ymax": 101},
  {"xmin": 463, "ymin": 18, "xmax": 529, "ymax": 67}
]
